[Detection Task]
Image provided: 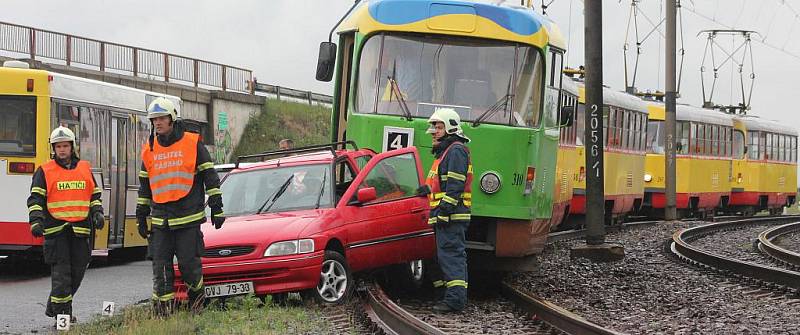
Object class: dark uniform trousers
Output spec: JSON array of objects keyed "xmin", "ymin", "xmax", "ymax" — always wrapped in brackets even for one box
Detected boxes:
[
  {"xmin": 434, "ymin": 219, "xmax": 469, "ymax": 310},
  {"xmin": 44, "ymin": 227, "xmax": 91, "ymax": 317},
  {"xmin": 150, "ymin": 223, "xmax": 205, "ymax": 303}
]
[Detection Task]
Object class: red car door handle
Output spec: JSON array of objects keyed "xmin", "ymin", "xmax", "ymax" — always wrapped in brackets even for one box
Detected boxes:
[{"xmin": 411, "ymin": 207, "xmax": 425, "ymax": 213}]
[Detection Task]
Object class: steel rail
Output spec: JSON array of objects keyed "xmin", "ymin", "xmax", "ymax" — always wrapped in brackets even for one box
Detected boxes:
[
  {"xmin": 500, "ymin": 282, "xmax": 623, "ymax": 335},
  {"xmin": 758, "ymin": 222, "xmax": 800, "ymax": 268},
  {"xmin": 671, "ymin": 215, "xmax": 800, "ymax": 291},
  {"xmin": 363, "ymin": 283, "xmax": 446, "ymax": 335}
]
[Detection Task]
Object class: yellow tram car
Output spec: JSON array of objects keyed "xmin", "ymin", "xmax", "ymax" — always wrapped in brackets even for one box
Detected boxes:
[
  {"xmin": 729, "ymin": 115, "xmax": 797, "ymax": 215},
  {"xmin": 570, "ymin": 81, "xmax": 649, "ymax": 224},
  {"xmin": 643, "ymin": 103, "xmax": 735, "ymax": 218},
  {"xmin": 550, "ymin": 75, "xmax": 579, "ymax": 229}
]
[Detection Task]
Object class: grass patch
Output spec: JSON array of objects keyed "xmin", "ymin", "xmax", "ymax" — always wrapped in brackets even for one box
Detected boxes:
[
  {"xmin": 233, "ymin": 99, "xmax": 332, "ymax": 158},
  {"xmin": 68, "ymin": 295, "xmax": 330, "ymax": 335}
]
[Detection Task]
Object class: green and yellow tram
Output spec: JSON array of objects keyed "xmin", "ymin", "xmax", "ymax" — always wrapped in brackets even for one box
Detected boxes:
[{"xmin": 317, "ymin": 0, "xmax": 571, "ymax": 267}]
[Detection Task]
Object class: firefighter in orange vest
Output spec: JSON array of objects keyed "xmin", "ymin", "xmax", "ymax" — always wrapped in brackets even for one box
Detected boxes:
[
  {"xmin": 27, "ymin": 126, "xmax": 104, "ymax": 324},
  {"xmin": 136, "ymin": 97, "xmax": 224, "ymax": 316},
  {"xmin": 424, "ymin": 108, "xmax": 472, "ymax": 313}
]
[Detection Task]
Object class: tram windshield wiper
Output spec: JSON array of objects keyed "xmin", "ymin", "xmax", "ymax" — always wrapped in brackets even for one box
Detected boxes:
[
  {"xmin": 473, "ymin": 77, "xmax": 514, "ymax": 127},
  {"xmin": 472, "ymin": 94, "xmax": 513, "ymax": 127},
  {"xmin": 388, "ymin": 77, "xmax": 414, "ymax": 121},
  {"xmin": 257, "ymin": 174, "xmax": 294, "ymax": 214}
]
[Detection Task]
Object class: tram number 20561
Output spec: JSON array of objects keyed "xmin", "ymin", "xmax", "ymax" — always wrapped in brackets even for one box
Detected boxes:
[{"xmin": 204, "ymin": 281, "xmax": 253, "ymax": 298}]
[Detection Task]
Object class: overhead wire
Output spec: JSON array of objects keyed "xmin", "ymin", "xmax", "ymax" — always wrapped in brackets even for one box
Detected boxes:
[{"xmin": 682, "ymin": 3, "xmax": 800, "ymax": 61}]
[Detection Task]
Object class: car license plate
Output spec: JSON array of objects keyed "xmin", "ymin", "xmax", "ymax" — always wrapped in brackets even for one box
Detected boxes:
[{"xmin": 204, "ymin": 281, "xmax": 254, "ymax": 298}]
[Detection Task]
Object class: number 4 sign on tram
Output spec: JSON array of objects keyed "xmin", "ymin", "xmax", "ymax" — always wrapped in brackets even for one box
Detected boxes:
[{"xmin": 382, "ymin": 126, "xmax": 414, "ymax": 152}]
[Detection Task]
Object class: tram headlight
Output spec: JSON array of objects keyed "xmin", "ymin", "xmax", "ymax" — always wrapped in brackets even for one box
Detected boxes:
[
  {"xmin": 644, "ymin": 174, "xmax": 653, "ymax": 182},
  {"xmin": 479, "ymin": 171, "xmax": 501, "ymax": 194}
]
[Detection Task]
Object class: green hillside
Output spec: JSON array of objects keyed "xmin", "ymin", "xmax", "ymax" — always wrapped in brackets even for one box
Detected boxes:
[{"xmin": 233, "ymin": 99, "xmax": 332, "ymax": 158}]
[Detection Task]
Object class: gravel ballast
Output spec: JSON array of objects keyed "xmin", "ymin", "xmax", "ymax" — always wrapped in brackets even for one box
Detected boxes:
[{"xmin": 508, "ymin": 221, "xmax": 800, "ymax": 334}]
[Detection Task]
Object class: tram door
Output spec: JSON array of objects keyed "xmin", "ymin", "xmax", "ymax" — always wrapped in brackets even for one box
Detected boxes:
[{"xmin": 108, "ymin": 116, "xmax": 129, "ymax": 247}]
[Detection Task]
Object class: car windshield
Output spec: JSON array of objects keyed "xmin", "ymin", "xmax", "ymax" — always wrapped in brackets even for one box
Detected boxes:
[
  {"xmin": 356, "ymin": 33, "xmax": 544, "ymax": 127},
  {"xmin": 221, "ymin": 164, "xmax": 332, "ymax": 216}
]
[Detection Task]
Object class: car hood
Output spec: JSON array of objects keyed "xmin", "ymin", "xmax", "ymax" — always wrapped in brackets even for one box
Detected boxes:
[{"xmin": 201, "ymin": 209, "xmax": 327, "ymax": 248}]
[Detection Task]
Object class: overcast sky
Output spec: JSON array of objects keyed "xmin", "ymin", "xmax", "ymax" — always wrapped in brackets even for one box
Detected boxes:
[{"xmin": 2, "ymin": 0, "xmax": 799, "ymax": 130}]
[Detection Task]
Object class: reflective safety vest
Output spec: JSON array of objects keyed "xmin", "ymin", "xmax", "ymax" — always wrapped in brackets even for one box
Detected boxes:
[
  {"xmin": 142, "ymin": 132, "xmax": 199, "ymax": 204},
  {"xmin": 42, "ymin": 160, "xmax": 95, "ymax": 236},
  {"xmin": 426, "ymin": 142, "xmax": 473, "ymax": 220}
]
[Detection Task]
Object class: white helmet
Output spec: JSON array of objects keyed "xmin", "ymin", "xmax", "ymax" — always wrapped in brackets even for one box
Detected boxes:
[
  {"xmin": 426, "ymin": 108, "xmax": 470, "ymax": 142},
  {"xmin": 49, "ymin": 126, "xmax": 76, "ymax": 145},
  {"xmin": 147, "ymin": 97, "xmax": 177, "ymax": 121}
]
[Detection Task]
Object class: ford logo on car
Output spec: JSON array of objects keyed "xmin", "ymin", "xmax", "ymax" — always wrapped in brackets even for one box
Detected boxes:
[{"xmin": 218, "ymin": 249, "xmax": 232, "ymax": 256}]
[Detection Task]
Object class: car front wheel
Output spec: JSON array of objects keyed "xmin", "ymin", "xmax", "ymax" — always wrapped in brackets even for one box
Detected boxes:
[{"xmin": 306, "ymin": 250, "xmax": 353, "ymax": 304}]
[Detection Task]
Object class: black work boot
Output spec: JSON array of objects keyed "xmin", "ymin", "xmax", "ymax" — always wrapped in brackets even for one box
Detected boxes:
[{"xmin": 432, "ymin": 302, "xmax": 458, "ymax": 313}]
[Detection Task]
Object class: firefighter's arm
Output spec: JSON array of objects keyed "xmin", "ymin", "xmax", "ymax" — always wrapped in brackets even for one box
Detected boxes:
[
  {"xmin": 438, "ymin": 145, "xmax": 469, "ymax": 216},
  {"xmin": 136, "ymin": 161, "xmax": 151, "ymax": 219},
  {"xmin": 196, "ymin": 141, "xmax": 223, "ymax": 211},
  {"xmin": 89, "ymin": 172, "xmax": 103, "ymax": 215},
  {"xmin": 27, "ymin": 167, "xmax": 47, "ymax": 228}
]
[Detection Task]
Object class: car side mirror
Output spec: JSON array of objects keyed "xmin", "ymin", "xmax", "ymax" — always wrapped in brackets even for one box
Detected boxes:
[
  {"xmin": 315, "ymin": 42, "xmax": 337, "ymax": 82},
  {"xmin": 560, "ymin": 105, "xmax": 575, "ymax": 127},
  {"xmin": 355, "ymin": 187, "xmax": 377, "ymax": 204}
]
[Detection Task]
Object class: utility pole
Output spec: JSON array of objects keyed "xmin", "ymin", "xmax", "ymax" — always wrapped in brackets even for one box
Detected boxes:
[
  {"xmin": 571, "ymin": 0, "xmax": 624, "ymax": 262},
  {"xmin": 665, "ymin": 0, "xmax": 677, "ymax": 220},
  {"xmin": 584, "ymin": 0, "xmax": 605, "ymax": 245}
]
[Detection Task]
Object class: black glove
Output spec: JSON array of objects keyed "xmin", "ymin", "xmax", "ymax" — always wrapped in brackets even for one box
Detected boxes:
[
  {"xmin": 30, "ymin": 221, "xmax": 44, "ymax": 237},
  {"xmin": 92, "ymin": 212, "xmax": 105, "ymax": 230},
  {"xmin": 211, "ymin": 208, "xmax": 225, "ymax": 229},
  {"xmin": 416, "ymin": 185, "xmax": 431, "ymax": 196},
  {"xmin": 137, "ymin": 216, "xmax": 149, "ymax": 239}
]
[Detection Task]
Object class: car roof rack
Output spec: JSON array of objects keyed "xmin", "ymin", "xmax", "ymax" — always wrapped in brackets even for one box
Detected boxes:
[{"xmin": 235, "ymin": 140, "xmax": 358, "ymax": 168}]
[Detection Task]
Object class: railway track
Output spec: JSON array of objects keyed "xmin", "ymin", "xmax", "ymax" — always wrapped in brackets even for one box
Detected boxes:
[
  {"xmin": 358, "ymin": 280, "xmax": 621, "ymax": 335},
  {"xmin": 757, "ymin": 222, "xmax": 800, "ymax": 270},
  {"xmin": 670, "ymin": 215, "xmax": 800, "ymax": 294}
]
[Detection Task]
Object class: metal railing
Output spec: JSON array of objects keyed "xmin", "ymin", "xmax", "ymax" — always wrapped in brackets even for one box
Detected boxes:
[
  {"xmin": 254, "ymin": 82, "xmax": 333, "ymax": 106},
  {"xmin": 0, "ymin": 21, "xmax": 252, "ymax": 93}
]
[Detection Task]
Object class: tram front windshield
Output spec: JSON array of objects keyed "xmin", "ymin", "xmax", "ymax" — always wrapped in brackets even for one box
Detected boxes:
[{"xmin": 356, "ymin": 34, "xmax": 544, "ymax": 128}]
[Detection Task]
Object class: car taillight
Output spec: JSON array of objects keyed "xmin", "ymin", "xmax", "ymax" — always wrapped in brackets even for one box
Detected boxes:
[
  {"xmin": 737, "ymin": 173, "xmax": 743, "ymax": 184},
  {"xmin": 9, "ymin": 162, "xmax": 35, "ymax": 174},
  {"xmin": 524, "ymin": 166, "xmax": 535, "ymax": 195},
  {"xmin": 579, "ymin": 166, "xmax": 586, "ymax": 182}
]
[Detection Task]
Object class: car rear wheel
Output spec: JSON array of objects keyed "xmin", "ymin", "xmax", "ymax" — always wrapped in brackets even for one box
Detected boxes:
[
  {"xmin": 306, "ymin": 250, "xmax": 353, "ymax": 304},
  {"xmin": 387, "ymin": 259, "xmax": 428, "ymax": 291}
]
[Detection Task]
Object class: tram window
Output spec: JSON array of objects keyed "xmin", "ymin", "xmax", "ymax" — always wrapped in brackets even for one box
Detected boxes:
[
  {"xmin": 602, "ymin": 108, "xmax": 608, "ymax": 145},
  {"xmin": 79, "ymin": 107, "xmax": 107, "ymax": 170},
  {"xmin": 631, "ymin": 112, "xmax": 637, "ymax": 151},
  {"xmin": 765, "ymin": 133, "xmax": 772, "ymax": 160},
  {"xmin": 677, "ymin": 122, "xmax": 689, "ymax": 154},
  {"xmin": 621, "ymin": 111, "xmax": 629, "ymax": 149},
  {"xmin": 781, "ymin": 135, "xmax": 787, "ymax": 162},
  {"xmin": 733, "ymin": 130, "xmax": 745, "ymax": 159},
  {"xmin": 548, "ymin": 51, "xmax": 563, "ymax": 87},
  {"xmin": 356, "ymin": 35, "xmax": 382, "ymax": 115},
  {"xmin": 576, "ymin": 104, "xmax": 585, "ymax": 146},
  {"xmin": 646, "ymin": 120, "xmax": 664, "ymax": 154},
  {"xmin": 711, "ymin": 125, "xmax": 719, "ymax": 157},
  {"xmin": 0, "ymin": 96, "xmax": 36, "ymax": 156},
  {"xmin": 726, "ymin": 127, "xmax": 732, "ymax": 157},
  {"xmin": 793, "ymin": 137, "xmax": 797, "ymax": 162}
]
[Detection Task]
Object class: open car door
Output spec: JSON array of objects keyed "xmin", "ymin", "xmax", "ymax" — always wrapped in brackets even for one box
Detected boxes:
[{"xmin": 337, "ymin": 146, "xmax": 434, "ymax": 272}]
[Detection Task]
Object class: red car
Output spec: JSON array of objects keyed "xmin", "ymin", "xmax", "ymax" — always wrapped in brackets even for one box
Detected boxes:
[{"xmin": 174, "ymin": 145, "xmax": 435, "ymax": 303}]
